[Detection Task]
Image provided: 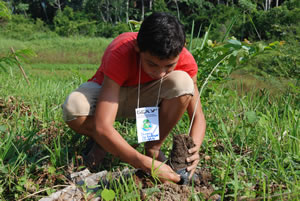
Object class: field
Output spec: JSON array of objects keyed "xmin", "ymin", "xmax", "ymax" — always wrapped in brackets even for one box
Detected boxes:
[{"xmin": 0, "ymin": 36, "xmax": 299, "ymax": 200}]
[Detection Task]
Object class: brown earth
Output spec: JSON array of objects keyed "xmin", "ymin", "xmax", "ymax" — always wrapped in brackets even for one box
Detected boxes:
[
  {"xmin": 130, "ymin": 134, "xmax": 220, "ymax": 201},
  {"xmin": 169, "ymin": 134, "xmax": 195, "ymax": 171},
  {"xmin": 133, "ymin": 168, "xmax": 220, "ymax": 201}
]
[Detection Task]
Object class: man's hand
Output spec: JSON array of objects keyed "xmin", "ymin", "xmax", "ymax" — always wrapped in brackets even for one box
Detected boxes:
[
  {"xmin": 145, "ymin": 148, "xmax": 167, "ymax": 162},
  {"xmin": 152, "ymin": 162, "xmax": 181, "ymax": 183},
  {"xmin": 186, "ymin": 143, "xmax": 201, "ymax": 179}
]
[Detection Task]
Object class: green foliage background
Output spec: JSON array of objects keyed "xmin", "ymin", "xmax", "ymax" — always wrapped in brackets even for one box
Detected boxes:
[{"xmin": 0, "ymin": 1, "xmax": 299, "ymax": 200}]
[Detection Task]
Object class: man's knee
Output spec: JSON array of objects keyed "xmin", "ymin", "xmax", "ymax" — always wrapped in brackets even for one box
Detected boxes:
[
  {"xmin": 161, "ymin": 71, "xmax": 194, "ymax": 99},
  {"xmin": 62, "ymin": 91, "xmax": 91, "ymax": 122}
]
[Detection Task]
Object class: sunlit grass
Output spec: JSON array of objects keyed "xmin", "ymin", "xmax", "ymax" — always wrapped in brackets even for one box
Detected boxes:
[
  {"xmin": 0, "ymin": 64, "xmax": 299, "ymax": 200},
  {"xmin": 0, "ymin": 36, "xmax": 112, "ymax": 64}
]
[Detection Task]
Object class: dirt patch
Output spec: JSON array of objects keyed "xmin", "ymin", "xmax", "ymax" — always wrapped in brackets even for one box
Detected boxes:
[
  {"xmin": 134, "ymin": 168, "xmax": 220, "ymax": 201},
  {"xmin": 133, "ymin": 134, "xmax": 219, "ymax": 200},
  {"xmin": 41, "ymin": 166, "xmax": 219, "ymax": 201},
  {"xmin": 0, "ymin": 96, "xmax": 32, "ymax": 118},
  {"xmin": 40, "ymin": 134, "xmax": 219, "ymax": 200}
]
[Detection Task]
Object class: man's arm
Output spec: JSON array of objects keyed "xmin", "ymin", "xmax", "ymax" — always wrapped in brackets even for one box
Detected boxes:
[
  {"xmin": 186, "ymin": 75, "xmax": 206, "ymax": 177},
  {"xmin": 91, "ymin": 75, "xmax": 180, "ymax": 183}
]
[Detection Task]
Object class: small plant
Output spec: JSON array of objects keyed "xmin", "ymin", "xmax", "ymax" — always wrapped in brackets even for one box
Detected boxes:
[
  {"xmin": 150, "ymin": 155, "xmax": 165, "ymax": 184},
  {"xmin": 101, "ymin": 188, "xmax": 116, "ymax": 201}
]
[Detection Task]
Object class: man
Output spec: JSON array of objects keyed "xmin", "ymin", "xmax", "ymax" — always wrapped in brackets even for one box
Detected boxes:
[{"xmin": 62, "ymin": 12, "xmax": 206, "ymax": 183}]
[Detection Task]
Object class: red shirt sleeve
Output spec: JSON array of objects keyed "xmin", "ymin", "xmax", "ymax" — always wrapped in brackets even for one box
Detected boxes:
[
  {"xmin": 175, "ymin": 47, "xmax": 198, "ymax": 78},
  {"xmin": 100, "ymin": 47, "xmax": 130, "ymax": 86},
  {"xmin": 88, "ymin": 32, "xmax": 138, "ymax": 86}
]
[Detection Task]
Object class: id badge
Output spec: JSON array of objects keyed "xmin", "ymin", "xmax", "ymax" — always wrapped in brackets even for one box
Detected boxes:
[{"xmin": 135, "ymin": 107, "xmax": 160, "ymax": 143}]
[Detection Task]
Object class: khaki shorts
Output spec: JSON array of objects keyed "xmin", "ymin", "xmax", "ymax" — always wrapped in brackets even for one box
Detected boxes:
[{"xmin": 62, "ymin": 70, "xmax": 194, "ymax": 122}]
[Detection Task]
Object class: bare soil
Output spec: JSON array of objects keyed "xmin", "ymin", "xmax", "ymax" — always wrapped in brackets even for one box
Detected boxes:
[
  {"xmin": 134, "ymin": 168, "xmax": 220, "ymax": 201},
  {"xmin": 131, "ymin": 134, "xmax": 220, "ymax": 201}
]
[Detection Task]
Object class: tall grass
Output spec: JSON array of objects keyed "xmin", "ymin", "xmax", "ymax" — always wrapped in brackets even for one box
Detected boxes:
[
  {"xmin": 199, "ymin": 81, "xmax": 300, "ymax": 200},
  {"xmin": 0, "ymin": 64, "xmax": 299, "ymax": 200},
  {"xmin": 0, "ymin": 23, "xmax": 299, "ymax": 199}
]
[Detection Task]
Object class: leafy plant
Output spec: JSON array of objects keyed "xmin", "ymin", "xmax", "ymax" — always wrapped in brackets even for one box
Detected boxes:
[
  {"xmin": 192, "ymin": 36, "xmax": 281, "ymax": 87},
  {"xmin": 0, "ymin": 0, "xmax": 11, "ymax": 20},
  {"xmin": 0, "ymin": 48, "xmax": 36, "ymax": 73},
  {"xmin": 101, "ymin": 188, "xmax": 116, "ymax": 201},
  {"xmin": 53, "ymin": 6, "xmax": 97, "ymax": 37}
]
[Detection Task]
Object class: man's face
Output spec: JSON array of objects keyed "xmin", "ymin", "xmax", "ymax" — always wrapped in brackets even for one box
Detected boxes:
[{"xmin": 140, "ymin": 51, "xmax": 179, "ymax": 79}]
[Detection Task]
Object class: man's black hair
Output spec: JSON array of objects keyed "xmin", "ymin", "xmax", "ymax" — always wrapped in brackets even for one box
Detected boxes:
[{"xmin": 137, "ymin": 12, "xmax": 186, "ymax": 59}]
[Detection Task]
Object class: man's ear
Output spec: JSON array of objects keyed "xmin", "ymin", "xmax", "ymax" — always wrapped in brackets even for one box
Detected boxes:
[{"xmin": 133, "ymin": 39, "xmax": 140, "ymax": 52}]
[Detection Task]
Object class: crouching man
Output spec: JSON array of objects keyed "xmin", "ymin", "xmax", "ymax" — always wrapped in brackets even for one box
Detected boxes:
[{"xmin": 62, "ymin": 12, "xmax": 206, "ymax": 183}]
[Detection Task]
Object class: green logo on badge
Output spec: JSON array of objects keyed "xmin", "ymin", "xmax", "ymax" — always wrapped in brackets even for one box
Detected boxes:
[{"xmin": 142, "ymin": 119, "xmax": 152, "ymax": 131}]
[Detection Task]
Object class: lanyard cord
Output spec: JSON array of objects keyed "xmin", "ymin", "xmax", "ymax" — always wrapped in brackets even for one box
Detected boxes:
[
  {"xmin": 137, "ymin": 59, "xmax": 141, "ymax": 108},
  {"xmin": 137, "ymin": 59, "xmax": 162, "ymax": 108},
  {"xmin": 155, "ymin": 78, "xmax": 163, "ymax": 107}
]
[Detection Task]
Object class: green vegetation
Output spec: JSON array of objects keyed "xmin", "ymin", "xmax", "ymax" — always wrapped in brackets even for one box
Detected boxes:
[
  {"xmin": 1, "ymin": 61, "xmax": 299, "ymax": 200},
  {"xmin": 0, "ymin": 0, "xmax": 299, "ymax": 200},
  {"xmin": 1, "ymin": 0, "xmax": 299, "ymax": 41},
  {"xmin": 0, "ymin": 36, "xmax": 112, "ymax": 64}
]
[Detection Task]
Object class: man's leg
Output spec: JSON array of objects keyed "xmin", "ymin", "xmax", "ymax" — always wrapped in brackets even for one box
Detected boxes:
[
  {"xmin": 142, "ymin": 71, "xmax": 194, "ymax": 161},
  {"xmin": 145, "ymin": 94, "xmax": 192, "ymax": 161},
  {"xmin": 62, "ymin": 82, "xmax": 107, "ymax": 170},
  {"xmin": 67, "ymin": 116, "xmax": 107, "ymax": 169}
]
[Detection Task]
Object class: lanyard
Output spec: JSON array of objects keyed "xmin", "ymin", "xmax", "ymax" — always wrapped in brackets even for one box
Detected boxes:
[{"xmin": 136, "ymin": 59, "xmax": 163, "ymax": 108}]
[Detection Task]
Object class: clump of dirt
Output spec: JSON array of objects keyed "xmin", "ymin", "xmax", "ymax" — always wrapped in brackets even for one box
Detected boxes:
[{"xmin": 169, "ymin": 134, "xmax": 195, "ymax": 171}]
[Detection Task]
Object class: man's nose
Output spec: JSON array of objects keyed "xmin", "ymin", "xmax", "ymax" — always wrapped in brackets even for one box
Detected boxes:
[{"xmin": 158, "ymin": 71, "xmax": 166, "ymax": 78}]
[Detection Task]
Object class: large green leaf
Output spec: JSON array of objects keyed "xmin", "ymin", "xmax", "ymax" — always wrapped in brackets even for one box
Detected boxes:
[{"xmin": 101, "ymin": 189, "xmax": 116, "ymax": 201}]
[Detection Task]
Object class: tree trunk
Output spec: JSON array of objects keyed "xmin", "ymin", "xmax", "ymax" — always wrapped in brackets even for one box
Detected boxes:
[
  {"xmin": 276, "ymin": 0, "xmax": 279, "ymax": 7},
  {"xmin": 106, "ymin": 0, "xmax": 111, "ymax": 23},
  {"xmin": 174, "ymin": 0, "xmax": 180, "ymax": 20},
  {"xmin": 126, "ymin": 0, "xmax": 129, "ymax": 23},
  {"xmin": 149, "ymin": 0, "xmax": 153, "ymax": 10},
  {"xmin": 141, "ymin": 0, "xmax": 144, "ymax": 21},
  {"xmin": 266, "ymin": 0, "xmax": 272, "ymax": 10},
  {"xmin": 56, "ymin": 0, "xmax": 62, "ymax": 12}
]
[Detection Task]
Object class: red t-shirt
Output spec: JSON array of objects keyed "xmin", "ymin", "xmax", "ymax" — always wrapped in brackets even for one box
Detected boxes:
[{"xmin": 88, "ymin": 32, "xmax": 198, "ymax": 86}]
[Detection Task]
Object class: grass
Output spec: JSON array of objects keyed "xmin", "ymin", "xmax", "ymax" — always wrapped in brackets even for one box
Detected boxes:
[
  {"xmin": 0, "ymin": 35, "xmax": 112, "ymax": 64},
  {"xmin": 0, "ymin": 32, "xmax": 299, "ymax": 200},
  {"xmin": 0, "ymin": 63, "xmax": 299, "ymax": 200}
]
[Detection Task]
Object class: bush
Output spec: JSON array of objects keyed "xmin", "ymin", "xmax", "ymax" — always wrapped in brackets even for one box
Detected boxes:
[
  {"xmin": 0, "ymin": 14, "xmax": 54, "ymax": 40},
  {"xmin": 95, "ymin": 22, "xmax": 131, "ymax": 38},
  {"xmin": 243, "ymin": 7, "xmax": 300, "ymax": 40},
  {"xmin": 53, "ymin": 6, "xmax": 97, "ymax": 37},
  {"xmin": 244, "ymin": 40, "xmax": 300, "ymax": 79}
]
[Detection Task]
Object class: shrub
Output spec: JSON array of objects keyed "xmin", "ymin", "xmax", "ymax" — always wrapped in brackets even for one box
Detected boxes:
[
  {"xmin": 0, "ymin": 14, "xmax": 54, "ymax": 40},
  {"xmin": 95, "ymin": 22, "xmax": 131, "ymax": 38},
  {"xmin": 53, "ymin": 6, "xmax": 97, "ymax": 37}
]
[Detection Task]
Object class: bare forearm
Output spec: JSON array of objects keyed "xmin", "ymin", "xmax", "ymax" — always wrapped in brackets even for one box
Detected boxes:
[{"xmin": 92, "ymin": 126, "xmax": 177, "ymax": 182}]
